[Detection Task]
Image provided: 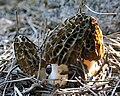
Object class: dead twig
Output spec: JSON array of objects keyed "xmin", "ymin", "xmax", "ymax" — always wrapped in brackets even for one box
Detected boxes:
[
  {"xmin": 85, "ymin": 5, "xmax": 117, "ymax": 15},
  {"xmin": 111, "ymin": 79, "xmax": 120, "ymax": 96}
]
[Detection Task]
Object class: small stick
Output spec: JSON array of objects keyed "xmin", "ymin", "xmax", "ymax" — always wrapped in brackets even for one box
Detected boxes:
[
  {"xmin": 85, "ymin": 5, "xmax": 117, "ymax": 15},
  {"xmin": 14, "ymin": 85, "xmax": 22, "ymax": 96},
  {"xmin": 0, "ymin": 76, "xmax": 35, "ymax": 86},
  {"xmin": 15, "ymin": 11, "xmax": 19, "ymax": 33},
  {"xmin": 2, "ymin": 82, "xmax": 9, "ymax": 96},
  {"xmin": 75, "ymin": 77, "xmax": 98, "ymax": 96},
  {"xmin": 4, "ymin": 61, "xmax": 17, "ymax": 81},
  {"xmin": 111, "ymin": 80, "xmax": 120, "ymax": 96}
]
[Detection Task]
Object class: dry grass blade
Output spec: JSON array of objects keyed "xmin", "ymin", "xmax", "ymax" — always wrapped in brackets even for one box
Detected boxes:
[
  {"xmin": 0, "ymin": 0, "xmax": 119, "ymax": 95},
  {"xmin": 111, "ymin": 79, "xmax": 120, "ymax": 96},
  {"xmin": 14, "ymin": 85, "xmax": 22, "ymax": 96}
]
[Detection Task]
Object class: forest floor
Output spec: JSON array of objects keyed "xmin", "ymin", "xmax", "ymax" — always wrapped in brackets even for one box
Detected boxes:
[{"xmin": 0, "ymin": 0, "xmax": 119, "ymax": 96}]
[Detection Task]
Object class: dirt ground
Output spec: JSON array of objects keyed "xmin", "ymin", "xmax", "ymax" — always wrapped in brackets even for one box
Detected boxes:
[
  {"xmin": 0, "ymin": 0, "xmax": 119, "ymax": 33},
  {"xmin": 0, "ymin": 0, "xmax": 119, "ymax": 96}
]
